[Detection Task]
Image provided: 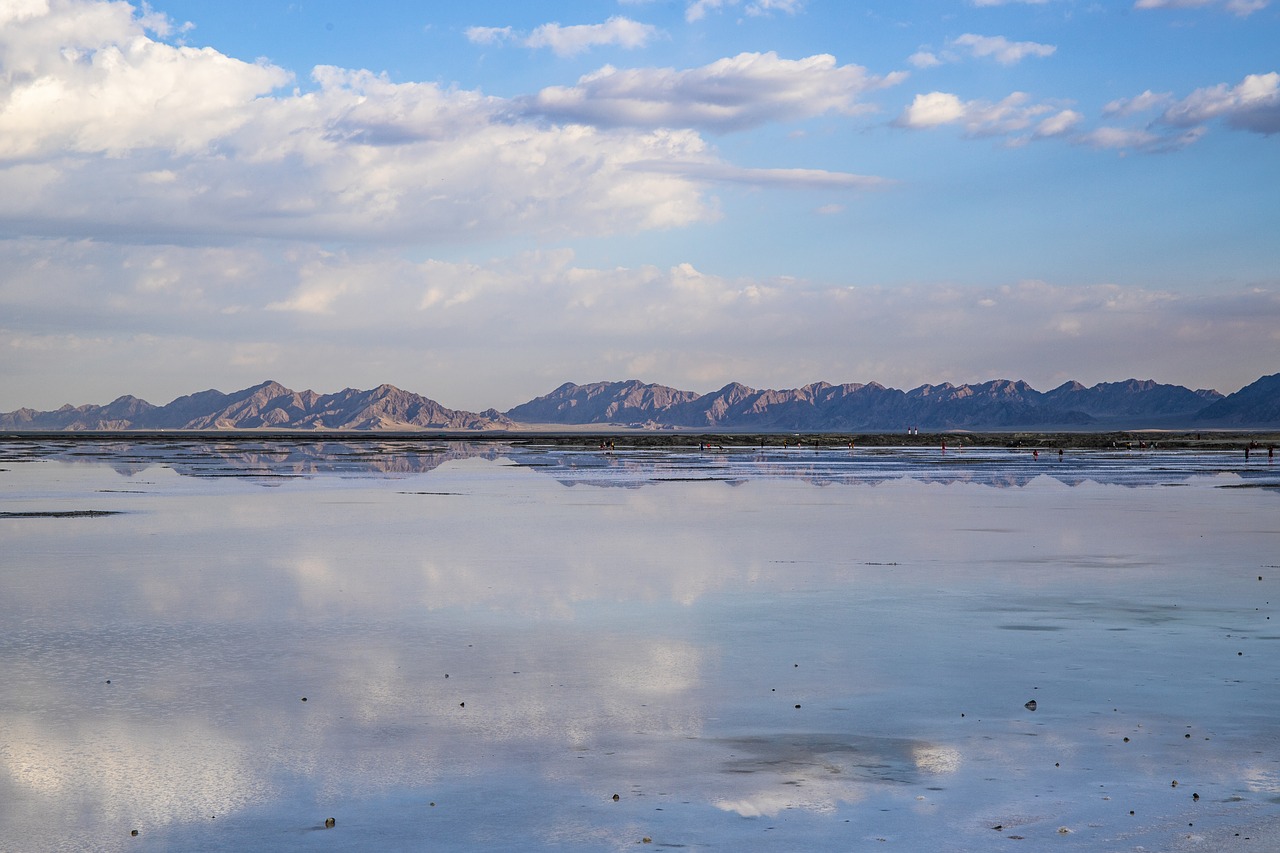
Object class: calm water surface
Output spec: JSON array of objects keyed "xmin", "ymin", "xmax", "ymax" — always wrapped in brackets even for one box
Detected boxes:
[{"xmin": 1, "ymin": 440, "xmax": 1278, "ymax": 851}]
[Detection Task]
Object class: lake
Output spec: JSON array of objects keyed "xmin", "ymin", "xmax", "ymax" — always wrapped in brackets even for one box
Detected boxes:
[{"xmin": 1, "ymin": 438, "xmax": 1278, "ymax": 851}]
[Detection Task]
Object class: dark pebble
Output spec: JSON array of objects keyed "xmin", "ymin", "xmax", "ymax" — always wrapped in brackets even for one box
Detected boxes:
[
  {"xmin": 1024, "ymin": 700, "xmax": 1037, "ymax": 711},
  {"xmin": 301, "ymin": 697, "xmax": 307, "ymax": 702},
  {"xmin": 131, "ymin": 830, "xmax": 139, "ymax": 837},
  {"xmin": 324, "ymin": 817, "xmax": 336, "ymax": 829},
  {"xmin": 613, "ymin": 794, "xmax": 620, "ymax": 801},
  {"xmin": 794, "ymin": 704, "xmax": 801, "ymax": 709}
]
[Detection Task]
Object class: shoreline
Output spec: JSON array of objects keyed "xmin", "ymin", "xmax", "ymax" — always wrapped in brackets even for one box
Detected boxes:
[{"xmin": 2, "ymin": 429, "xmax": 1279, "ymax": 450}]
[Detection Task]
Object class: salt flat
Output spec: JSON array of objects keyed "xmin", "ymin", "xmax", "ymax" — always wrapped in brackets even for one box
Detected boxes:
[{"xmin": 1, "ymin": 440, "xmax": 1277, "ymax": 851}]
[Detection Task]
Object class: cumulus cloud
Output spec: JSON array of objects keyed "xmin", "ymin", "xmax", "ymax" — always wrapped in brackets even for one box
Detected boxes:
[
  {"xmin": 895, "ymin": 91, "xmax": 1064, "ymax": 138},
  {"xmin": 950, "ymin": 33, "xmax": 1056, "ymax": 65},
  {"xmin": 523, "ymin": 17, "xmax": 658, "ymax": 57},
  {"xmin": 1160, "ymin": 71, "xmax": 1280, "ymax": 135},
  {"xmin": 1084, "ymin": 72, "xmax": 1280, "ymax": 151},
  {"xmin": 686, "ymin": 0, "xmax": 806, "ymax": 22},
  {"xmin": 0, "ymin": 1, "xmax": 291, "ymax": 158},
  {"xmin": 1134, "ymin": 0, "xmax": 1270, "ymax": 16},
  {"xmin": 463, "ymin": 25, "xmax": 513, "ymax": 46},
  {"xmin": 522, "ymin": 52, "xmax": 907, "ymax": 132},
  {"xmin": 1075, "ymin": 125, "xmax": 1205, "ymax": 152},
  {"xmin": 466, "ymin": 17, "xmax": 656, "ymax": 55},
  {"xmin": 1102, "ymin": 89, "xmax": 1173, "ymax": 117},
  {"xmin": 3, "ymin": 2, "xmax": 890, "ymax": 247},
  {"xmin": 909, "ymin": 51, "xmax": 942, "ymax": 69},
  {"xmin": 1033, "ymin": 108, "xmax": 1083, "ymax": 137}
]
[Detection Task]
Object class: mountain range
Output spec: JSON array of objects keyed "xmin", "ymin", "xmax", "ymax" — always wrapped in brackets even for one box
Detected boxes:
[{"xmin": 2, "ymin": 373, "xmax": 1278, "ymax": 432}]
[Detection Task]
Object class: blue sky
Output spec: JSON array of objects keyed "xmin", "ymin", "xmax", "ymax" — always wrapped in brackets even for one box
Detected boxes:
[{"xmin": 1, "ymin": 0, "xmax": 1277, "ymax": 411}]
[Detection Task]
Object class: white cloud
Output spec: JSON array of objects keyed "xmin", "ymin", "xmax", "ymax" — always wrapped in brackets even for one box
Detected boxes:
[
  {"xmin": 745, "ymin": 0, "xmax": 806, "ymax": 15},
  {"xmin": 3, "ymin": 241, "xmax": 1275, "ymax": 411},
  {"xmin": 1160, "ymin": 71, "xmax": 1280, "ymax": 135},
  {"xmin": 1134, "ymin": 0, "xmax": 1270, "ymax": 17},
  {"xmin": 1084, "ymin": 73, "xmax": 1278, "ymax": 153},
  {"xmin": 1074, "ymin": 125, "xmax": 1205, "ymax": 152},
  {"xmin": 687, "ymin": 0, "xmax": 736, "ymax": 22},
  {"xmin": 1033, "ymin": 108, "xmax": 1083, "ymax": 137},
  {"xmin": 896, "ymin": 92, "xmax": 966, "ymax": 128},
  {"xmin": 1102, "ymin": 89, "xmax": 1173, "ymax": 116},
  {"xmin": 909, "ymin": 51, "xmax": 942, "ymax": 69},
  {"xmin": 632, "ymin": 160, "xmax": 892, "ymax": 190},
  {"xmin": 9, "ymin": 2, "xmax": 882, "ymax": 245},
  {"xmin": 950, "ymin": 33, "xmax": 1056, "ymax": 65},
  {"xmin": 685, "ymin": 0, "xmax": 806, "ymax": 22},
  {"xmin": 523, "ymin": 16, "xmax": 658, "ymax": 57},
  {"xmin": 523, "ymin": 52, "xmax": 906, "ymax": 132},
  {"xmin": 0, "ymin": 1, "xmax": 291, "ymax": 158},
  {"xmin": 895, "ymin": 91, "xmax": 1058, "ymax": 137},
  {"xmin": 463, "ymin": 25, "xmax": 513, "ymax": 46}
]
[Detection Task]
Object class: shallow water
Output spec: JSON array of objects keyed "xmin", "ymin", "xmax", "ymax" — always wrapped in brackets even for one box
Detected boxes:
[{"xmin": 1, "ymin": 440, "xmax": 1278, "ymax": 851}]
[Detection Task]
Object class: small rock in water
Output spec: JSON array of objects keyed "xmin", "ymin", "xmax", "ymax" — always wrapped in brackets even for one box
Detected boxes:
[
  {"xmin": 1193, "ymin": 793, "xmax": 1200, "ymax": 801},
  {"xmin": 130, "ymin": 829, "xmax": 139, "ymax": 837},
  {"xmin": 1172, "ymin": 780, "xmax": 1178, "ymax": 787},
  {"xmin": 324, "ymin": 817, "xmax": 336, "ymax": 829},
  {"xmin": 1058, "ymin": 826, "xmax": 1071, "ymax": 834},
  {"xmin": 612, "ymin": 794, "xmax": 620, "ymax": 801},
  {"xmin": 1024, "ymin": 700, "xmax": 1037, "ymax": 711}
]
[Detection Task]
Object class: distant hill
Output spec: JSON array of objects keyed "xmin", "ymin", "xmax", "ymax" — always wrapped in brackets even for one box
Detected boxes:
[
  {"xmin": 503, "ymin": 377, "xmax": 1234, "ymax": 430},
  {"xmin": 0, "ymin": 380, "xmax": 513, "ymax": 431},
  {"xmin": 1191, "ymin": 373, "xmax": 1280, "ymax": 427},
  {"xmin": 2, "ymin": 374, "xmax": 1276, "ymax": 432}
]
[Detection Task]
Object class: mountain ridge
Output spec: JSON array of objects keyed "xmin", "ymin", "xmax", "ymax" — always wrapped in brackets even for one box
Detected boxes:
[{"xmin": 2, "ymin": 373, "xmax": 1277, "ymax": 431}]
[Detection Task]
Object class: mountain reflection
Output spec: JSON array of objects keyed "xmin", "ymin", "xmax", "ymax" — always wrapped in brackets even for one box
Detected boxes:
[{"xmin": 1, "ymin": 437, "xmax": 1275, "ymax": 490}]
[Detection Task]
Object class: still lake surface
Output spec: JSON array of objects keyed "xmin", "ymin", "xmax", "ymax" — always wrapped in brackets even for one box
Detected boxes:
[{"xmin": 1, "ymin": 439, "xmax": 1278, "ymax": 851}]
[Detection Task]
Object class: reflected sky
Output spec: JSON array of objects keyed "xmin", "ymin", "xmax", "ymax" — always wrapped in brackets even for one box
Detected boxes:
[
  {"xmin": 5, "ymin": 436, "xmax": 1279, "ymax": 491},
  {"xmin": 1, "ymin": 442, "xmax": 1278, "ymax": 851}
]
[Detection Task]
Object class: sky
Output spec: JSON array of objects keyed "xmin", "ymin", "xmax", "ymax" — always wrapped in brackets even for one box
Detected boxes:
[{"xmin": 1, "ymin": 0, "xmax": 1277, "ymax": 413}]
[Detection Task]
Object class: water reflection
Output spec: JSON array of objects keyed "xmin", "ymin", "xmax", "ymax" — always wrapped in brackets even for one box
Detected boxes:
[
  {"xmin": 2, "ymin": 437, "xmax": 1277, "ymax": 491},
  {"xmin": 1, "ymin": 446, "xmax": 1278, "ymax": 850}
]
